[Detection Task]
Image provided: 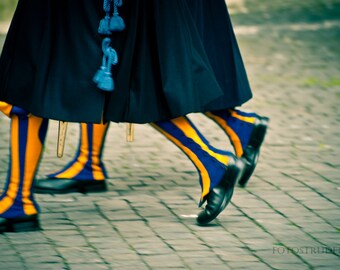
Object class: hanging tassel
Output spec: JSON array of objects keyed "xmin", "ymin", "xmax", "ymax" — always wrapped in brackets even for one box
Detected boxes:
[
  {"xmin": 109, "ymin": 15, "xmax": 125, "ymax": 32},
  {"xmin": 98, "ymin": 0, "xmax": 113, "ymax": 35},
  {"xmin": 94, "ymin": 0, "xmax": 124, "ymax": 91},
  {"xmin": 97, "ymin": 72, "xmax": 114, "ymax": 92},
  {"xmin": 110, "ymin": 0, "xmax": 125, "ymax": 32},
  {"xmin": 93, "ymin": 39, "xmax": 110, "ymax": 83},
  {"xmin": 93, "ymin": 56, "xmax": 107, "ymax": 84},
  {"xmin": 93, "ymin": 38, "xmax": 110, "ymax": 85},
  {"xmin": 98, "ymin": 15, "xmax": 111, "ymax": 35},
  {"xmin": 95, "ymin": 38, "xmax": 118, "ymax": 92}
]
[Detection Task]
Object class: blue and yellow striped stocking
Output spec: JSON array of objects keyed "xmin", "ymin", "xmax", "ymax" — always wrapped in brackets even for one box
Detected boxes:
[
  {"xmin": 0, "ymin": 101, "xmax": 12, "ymax": 117},
  {"xmin": 0, "ymin": 115, "xmax": 48, "ymax": 218},
  {"xmin": 151, "ymin": 116, "xmax": 235, "ymax": 205},
  {"xmin": 47, "ymin": 123, "xmax": 109, "ymax": 181},
  {"xmin": 205, "ymin": 109, "xmax": 257, "ymax": 157}
]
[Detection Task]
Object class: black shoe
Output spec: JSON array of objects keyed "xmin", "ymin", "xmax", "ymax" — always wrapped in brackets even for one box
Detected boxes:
[
  {"xmin": 196, "ymin": 156, "xmax": 245, "ymax": 226},
  {"xmin": 34, "ymin": 179, "xmax": 107, "ymax": 194},
  {"xmin": 0, "ymin": 214, "xmax": 40, "ymax": 233},
  {"xmin": 238, "ymin": 116, "xmax": 269, "ymax": 187}
]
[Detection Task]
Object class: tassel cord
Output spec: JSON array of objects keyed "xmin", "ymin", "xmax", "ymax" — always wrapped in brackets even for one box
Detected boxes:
[
  {"xmin": 94, "ymin": 0, "xmax": 124, "ymax": 92},
  {"xmin": 103, "ymin": 0, "xmax": 112, "ymax": 13}
]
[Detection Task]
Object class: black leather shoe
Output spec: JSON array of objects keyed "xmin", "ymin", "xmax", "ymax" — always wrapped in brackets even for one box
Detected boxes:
[
  {"xmin": 34, "ymin": 179, "xmax": 107, "ymax": 194},
  {"xmin": 0, "ymin": 214, "xmax": 40, "ymax": 233},
  {"xmin": 238, "ymin": 116, "xmax": 269, "ymax": 187},
  {"xmin": 196, "ymin": 156, "xmax": 245, "ymax": 226}
]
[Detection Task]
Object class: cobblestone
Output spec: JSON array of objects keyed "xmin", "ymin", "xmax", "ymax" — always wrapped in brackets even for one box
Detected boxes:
[{"xmin": 1, "ymin": 0, "xmax": 340, "ymax": 269}]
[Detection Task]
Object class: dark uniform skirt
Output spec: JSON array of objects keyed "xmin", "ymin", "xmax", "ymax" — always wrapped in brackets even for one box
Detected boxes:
[{"xmin": 0, "ymin": 0, "xmax": 252, "ymax": 124}]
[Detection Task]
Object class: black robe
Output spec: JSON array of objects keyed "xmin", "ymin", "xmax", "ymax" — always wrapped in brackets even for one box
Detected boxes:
[{"xmin": 0, "ymin": 0, "xmax": 252, "ymax": 124}]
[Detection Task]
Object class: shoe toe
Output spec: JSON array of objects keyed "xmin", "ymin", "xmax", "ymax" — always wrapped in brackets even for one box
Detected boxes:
[
  {"xmin": 34, "ymin": 179, "xmax": 79, "ymax": 194},
  {"xmin": 196, "ymin": 157, "xmax": 244, "ymax": 226},
  {"xmin": 196, "ymin": 187, "xmax": 234, "ymax": 226}
]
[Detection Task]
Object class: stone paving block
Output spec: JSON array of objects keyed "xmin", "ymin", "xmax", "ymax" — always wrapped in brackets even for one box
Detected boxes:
[
  {"xmin": 154, "ymin": 268, "xmax": 189, "ymax": 270},
  {"xmin": 41, "ymin": 219, "xmax": 78, "ymax": 227},
  {"xmin": 124, "ymin": 235, "xmax": 167, "ymax": 244},
  {"xmin": 187, "ymin": 265, "xmax": 232, "ymax": 270},
  {"xmin": 98, "ymin": 247, "xmax": 136, "ymax": 257},
  {"xmin": 165, "ymin": 240, "xmax": 208, "ymax": 252},
  {"xmin": 67, "ymin": 263, "xmax": 110, "ymax": 270},
  {"xmin": 196, "ymin": 231, "xmax": 243, "ymax": 245},
  {"xmin": 42, "ymin": 224, "xmax": 79, "ymax": 232},
  {"xmin": 300, "ymin": 254, "xmax": 340, "ymax": 269},
  {"xmin": 101, "ymin": 211, "xmax": 143, "ymax": 222},
  {"xmin": 213, "ymin": 248, "xmax": 260, "ymax": 262},
  {"xmin": 241, "ymin": 238, "xmax": 281, "ymax": 252},
  {"xmin": 0, "ymin": 255, "xmax": 22, "ymax": 262},
  {"xmin": 52, "ymin": 237, "xmax": 90, "ymax": 248},
  {"xmin": 15, "ymin": 248, "xmax": 59, "ymax": 258},
  {"xmin": 316, "ymin": 267, "xmax": 340, "ymax": 270},
  {"xmin": 105, "ymin": 261, "xmax": 150, "ymax": 269},
  {"xmin": 0, "ymin": 262, "xmax": 27, "ymax": 270},
  {"xmin": 181, "ymin": 255, "xmax": 228, "ymax": 265},
  {"xmin": 263, "ymin": 263, "xmax": 310, "ymax": 270},
  {"xmin": 68, "ymin": 218, "xmax": 110, "ymax": 227},
  {"xmin": 141, "ymin": 254, "xmax": 184, "ymax": 268},
  {"xmin": 271, "ymin": 235, "xmax": 321, "ymax": 249},
  {"xmin": 301, "ymin": 222, "xmax": 337, "ymax": 234},
  {"xmin": 42, "ymin": 230, "xmax": 83, "ymax": 238},
  {"xmin": 232, "ymin": 265, "xmax": 273, "ymax": 270},
  {"xmin": 98, "ymin": 250, "xmax": 140, "ymax": 261},
  {"xmin": 311, "ymin": 234, "xmax": 340, "ymax": 247},
  {"xmin": 56, "ymin": 247, "xmax": 104, "ymax": 262},
  {"xmin": 23, "ymin": 255, "xmax": 64, "ymax": 264},
  {"xmin": 23, "ymin": 264, "xmax": 68, "ymax": 270}
]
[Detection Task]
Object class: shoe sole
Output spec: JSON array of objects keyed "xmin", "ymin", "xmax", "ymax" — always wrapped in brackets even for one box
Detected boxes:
[
  {"xmin": 196, "ymin": 157, "xmax": 245, "ymax": 226},
  {"xmin": 34, "ymin": 181, "xmax": 107, "ymax": 194},
  {"xmin": 11, "ymin": 219, "xmax": 40, "ymax": 232},
  {"xmin": 238, "ymin": 117, "xmax": 269, "ymax": 187},
  {"xmin": 1, "ymin": 216, "xmax": 40, "ymax": 233}
]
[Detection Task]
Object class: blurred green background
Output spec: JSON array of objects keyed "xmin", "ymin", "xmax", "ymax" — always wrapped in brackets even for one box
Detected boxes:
[
  {"xmin": 0, "ymin": 0, "xmax": 18, "ymax": 22},
  {"xmin": 0, "ymin": 0, "xmax": 18, "ymax": 37}
]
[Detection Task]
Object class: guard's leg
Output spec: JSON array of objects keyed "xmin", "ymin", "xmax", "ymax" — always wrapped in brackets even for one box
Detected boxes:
[
  {"xmin": 205, "ymin": 109, "xmax": 269, "ymax": 187},
  {"xmin": 0, "ymin": 114, "xmax": 48, "ymax": 233},
  {"xmin": 35, "ymin": 123, "xmax": 109, "ymax": 194},
  {"xmin": 151, "ymin": 116, "xmax": 244, "ymax": 226}
]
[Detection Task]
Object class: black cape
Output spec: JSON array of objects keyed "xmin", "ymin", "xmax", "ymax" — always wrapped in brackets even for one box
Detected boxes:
[{"xmin": 0, "ymin": 0, "xmax": 252, "ymax": 124}]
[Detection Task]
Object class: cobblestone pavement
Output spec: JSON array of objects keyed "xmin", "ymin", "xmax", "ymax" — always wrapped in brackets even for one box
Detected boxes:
[{"xmin": 0, "ymin": 1, "xmax": 339, "ymax": 269}]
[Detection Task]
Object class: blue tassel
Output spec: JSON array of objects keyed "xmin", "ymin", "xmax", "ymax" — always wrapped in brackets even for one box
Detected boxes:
[
  {"xmin": 110, "ymin": 0, "xmax": 125, "ymax": 31},
  {"xmin": 93, "ymin": 65, "xmax": 107, "ymax": 84},
  {"xmin": 94, "ymin": 38, "xmax": 118, "ymax": 92},
  {"xmin": 93, "ymin": 39, "xmax": 109, "ymax": 84},
  {"xmin": 107, "ymin": 47, "xmax": 118, "ymax": 67},
  {"xmin": 97, "ymin": 72, "xmax": 114, "ymax": 92},
  {"xmin": 110, "ymin": 15, "xmax": 125, "ymax": 32},
  {"xmin": 115, "ymin": 0, "xmax": 123, "ymax": 7},
  {"xmin": 98, "ymin": 15, "xmax": 111, "ymax": 35},
  {"xmin": 94, "ymin": 1, "xmax": 124, "ymax": 92},
  {"xmin": 98, "ymin": 0, "xmax": 113, "ymax": 35}
]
